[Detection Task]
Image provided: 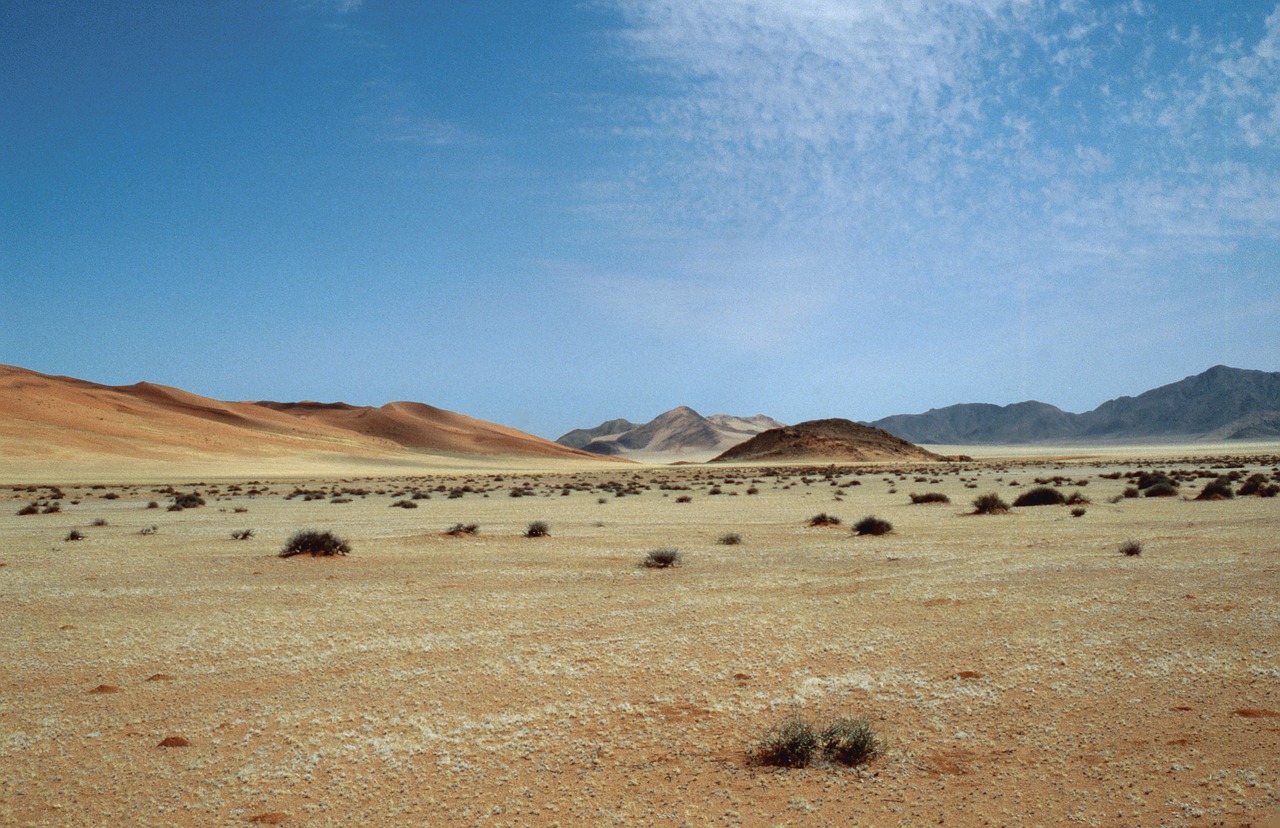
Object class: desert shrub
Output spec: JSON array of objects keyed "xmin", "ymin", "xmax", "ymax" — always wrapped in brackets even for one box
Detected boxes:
[
  {"xmin": 231, "ymin": 529, "xmax": 254, "ymax": 540},
  {"xmin": 1122, "ymin": 487, "xmax": 1140, "ymax": 498},
  {"xmin": 675, "ymin": 495, "xmax": 692, "ymax": 503},
  {"xmin": 146, "ymin": 501, "xmax": 159, "ymax": 509},
  {"xmin": 853, "ymin": 516, "xmax": 893, "ymax": 536},
  {"xmin": 445, "ymin": 523, "xmax": 479, "ymax": 536},
  {"xmin": 753, "ymin": 717, "xmax": 818, "ymax": 768},
  {"xmin": 1064, "ymin": 491, "xmax": 1090, "ymax": 505},
  {"xmin": 1120, "ymin": 540, "xmax": 1143, "ymax": 557},
  {"xmin": 972, "ymin": 493, "xmax": 1009, "ymax": 514},
  {"xmin": 718, "ymin": 532, "xmax": 742, "ymax": 546},
  {"xmin": 171, "ymin": 493, "xmax": 205, "ymax": 510},
  {"xmin": 1070, "ymin": 507, "xmax": 1087, "ymax": 518},
  {"xmin": 524, "ymin": 521, "xmax": 550, "ymax": 538},
  {"xmin": 279, "ymin": 530, "xmax": 351, "ymax": 558},
  {"xmin": 1013, "ymin": 486, "xmax": 1066, "ymax": 507},
  {"xmin": 642, "ymin": 548, "xmax": 682, "ymax": 568},
  {"xmin": 819, "ymin": 717, "xmax": 879, "ymax": 767},
  {"xmin": 42, "ymin": 503, "xmax": 60, "ymax": 514},
  {"xmin": 1144, "ymin": 482, "xmax": 1178, "ymax": 498},
  {"xmin": 807, "ymin": 513, "xmax": 842, "ymax": 527},
  {"xmin": 1136, "ymin": 471, "xmax": 1175, "ymax": 491},
  {"xmin": 140, "ymin": 526, "xmax": 158, "ymax": 535},
  {"xmin": 746, "ymin": 487, "xmax": 759, "ymax": 495},
  {"xmin": 1195, "ymin": 476, "xmax": 1234, "ymax": 500},
  {"xmin": 909, "ymin": 492, "xmax": 950, "ymax": 504},
  {"xmin": 65, "ymin": 530, "xmax": 84, "ymax": 541},
  {"xmin": 390, "ymin": 499, "xmax": 418, "ymax": 509},
  {"xmin": 92, "ymin": 519, "xmax": 108, "ymax": 527},
  {"xmin": 17, "ymin": 503, "xmax": 38, "ymax": 516}
]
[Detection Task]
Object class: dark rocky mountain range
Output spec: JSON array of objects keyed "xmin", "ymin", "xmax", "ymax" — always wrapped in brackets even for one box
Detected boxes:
[{"xmin": 868, "ymin": 366, "xmax": 1280, "ymax": 444}]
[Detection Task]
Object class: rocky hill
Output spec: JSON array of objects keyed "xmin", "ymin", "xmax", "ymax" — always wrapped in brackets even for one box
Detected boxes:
[{"xmin": 710, "ymin": 419, "xmax": 944, "ymax": 463}]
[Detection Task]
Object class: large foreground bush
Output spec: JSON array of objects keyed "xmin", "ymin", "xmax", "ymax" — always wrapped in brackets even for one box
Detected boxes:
[{"xmin": 279, "ymin": 530, "xmax": 351, "ymax": 558}]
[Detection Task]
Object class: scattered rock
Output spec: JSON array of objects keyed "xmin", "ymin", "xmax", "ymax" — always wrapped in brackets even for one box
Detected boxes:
[
  {"xmin": 157, "ymin": 736, "xmax": 190, "ymax": 748},
  {"xmin": 60, "ymin": 624, "xmax": 77, "ymax": 631},
  {"xmin": 1232, "ymin": 708, "xmax": 1279, "ymax": 718},
  {"xmin": 88, "ymin": 685, "xmax": 119, "ymax": 694},
  {"xmin": 949, "ymin": 671, "xmax": 984, "ymax": 680},
  {"xmin": 145, "ymin": 674, "xmax": 175, "ymax": 682}
]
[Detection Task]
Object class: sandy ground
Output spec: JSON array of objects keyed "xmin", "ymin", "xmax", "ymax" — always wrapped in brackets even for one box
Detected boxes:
[{"xmin": 2, "ymin": 453, "xmax": 1278, "ymax": 827}]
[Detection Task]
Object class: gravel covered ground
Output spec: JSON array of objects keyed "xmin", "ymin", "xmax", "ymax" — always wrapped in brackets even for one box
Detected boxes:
[{"xmin": 2, "ymin": 455, "xmax": 1278, "ymax": 826}]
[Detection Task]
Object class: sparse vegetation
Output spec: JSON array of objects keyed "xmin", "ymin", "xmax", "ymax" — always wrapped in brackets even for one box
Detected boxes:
[
  {"xmin": 17, "ymin": 503, "xmax": 38, "ymax": 516},
  {"xmin": 65, "ymin": 530, "xmax": 84, "ymax": 542},
  {"xmin": 642, "ymin": 548, "xmax": 682, "ymax": 568},
  {"xmin": 524, "ymin": 521, "xmax": 550, "ymax": 538},
  {"xmin": 819, "ymin": 717, "xmax": 880, "ymax": 767},
  {"xmin": 675, "ymin": 495, "xmax": 692, "ymax": 503},
  {"xmin": 753, "ymin": 716, "xmax": 818, "ymax": 768},
  {"xmin": 718, "ymin": 532, "xmax": 742, "ymax": 546},
  {"xmin": 445, "ymin": 523, "xmax": 480, "ymax": 536},
  {"xmin": 853, "ymin": 515, "xmax": 893, "ymax": 536},
  {"xmin": 231, "ymin": 529, "xmax": 254, "ymax": 540},
  {"xmin": 279, "ymin": 530, "xmax": 351, "ymax": 558},
  {"xmin": 140, "ymin": 526, "xmax": 158, "ymax": 535},
  {"xmin": 972, "ymin": 493, "xmax": 1009, "ymax": 514},
  {"xmin": 807, "ymin": 513, "xmax": 842, "ymax": 527},
  {"xmin": 1144, "ymin": 482, "xmax": 1178, "ymax": 498},
  {"xmin": 753, "ymin": 714, "xmax": 880, "ymax": 768},
  {"xmin": 1120, "ymin": 540, "xmax": 1143, "ymax": 557},
  {"xmin": 1070, "ymin": 507, "xmax": 1087, "ymax": 517},
  {"xmin": 390, "ymin": 499, "xmax": 418, "ymax": 509},
  {"xmin": 909, "ymin": 492, "xmax": 950, "ymax": 504}
]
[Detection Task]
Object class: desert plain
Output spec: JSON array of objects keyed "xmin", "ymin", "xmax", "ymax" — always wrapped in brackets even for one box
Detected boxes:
[{"xmin": 2, "ymin": 451, "xmax": 1278, "ymax": 827}]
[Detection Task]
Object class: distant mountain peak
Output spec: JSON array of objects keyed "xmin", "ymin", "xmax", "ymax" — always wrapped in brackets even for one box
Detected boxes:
[{"xmin": 556, "ymin": 407, "xmax": 786, "ymax": 462}]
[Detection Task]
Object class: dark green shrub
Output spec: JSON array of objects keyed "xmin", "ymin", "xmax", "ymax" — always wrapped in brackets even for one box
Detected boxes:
[
  {"xmin": 909, "ymin": 492, "xmax": 950, "ymax": 504},
  {"xmin": 171, "ymin": 493, "xmax": 205, "ymax": 510},
  {"xmin": 524, "ymin": 521, "xmax": 550, "ymax": 538},
  {"xmin": 1195, "ymin": 477, "xmax": 1234, "ymax": 500},
  {"xmin": 279, "ymin": 530, "xmax": 351, "ymax": 558},
  {"xmin": 753, "ymin": 717, "xmax": 818, "ymax": 768},
  {"xmin": 1013, "ymin": 486, "xmax": 1066, "ymax": 507},
  {"xmin": 853, "ymin": 516, "xmax": 893, "ymax": 536},
  {"xmin": 819, "ymin": 717, "xmax": 879, "ymax": 766},
  {"xmin": 972, "ymin": 493, "xmax": 1009, "ymax": 514},
  {"xmin": 642, "ymin": 548, "xmax": 682, "ymax": 568}
]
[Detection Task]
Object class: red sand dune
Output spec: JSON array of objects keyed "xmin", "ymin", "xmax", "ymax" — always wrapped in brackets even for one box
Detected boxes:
[{"xmin": 0, "ymin": 364, "xmax": 613, "ymax": 465}]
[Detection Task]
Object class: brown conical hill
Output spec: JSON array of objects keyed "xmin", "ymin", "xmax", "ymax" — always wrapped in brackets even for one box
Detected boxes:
[{"xmin": 710, "ymin": 418, "xmax": 943, "ymax": 463}]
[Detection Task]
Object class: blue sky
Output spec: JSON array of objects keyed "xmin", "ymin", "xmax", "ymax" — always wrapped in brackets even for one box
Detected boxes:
[{"xmin": 4, "ymin": 0, "xmax": 1279, "ymax": 438}]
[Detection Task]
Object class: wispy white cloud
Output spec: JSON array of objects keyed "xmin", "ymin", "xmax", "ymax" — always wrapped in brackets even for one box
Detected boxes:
[{"xmin": 601, "ymin": 0, "xmax": 1279, "ymax": 264}]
